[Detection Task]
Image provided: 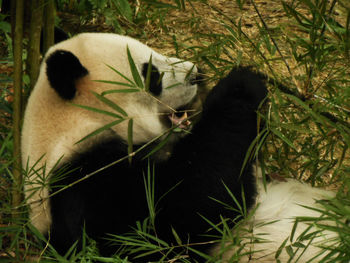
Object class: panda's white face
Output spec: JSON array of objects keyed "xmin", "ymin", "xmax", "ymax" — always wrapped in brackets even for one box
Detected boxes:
[{"xmin": 23, "ymin": 33, "xmax": 200, "ymax": 164}]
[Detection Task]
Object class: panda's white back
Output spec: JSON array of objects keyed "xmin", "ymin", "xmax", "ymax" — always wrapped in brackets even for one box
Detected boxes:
[{"xmin": 212, "ymin": 179, "xmax": 338, "ymax": 262}]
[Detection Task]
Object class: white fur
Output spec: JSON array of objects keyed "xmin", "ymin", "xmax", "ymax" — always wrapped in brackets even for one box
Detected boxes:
[
  {"xmin": 21, "ymin": 33, "xmax": 198, "ymax": 233},
  {"xmin": 211, "ymin": 179, "xmax": 338, "ymax": 262}
]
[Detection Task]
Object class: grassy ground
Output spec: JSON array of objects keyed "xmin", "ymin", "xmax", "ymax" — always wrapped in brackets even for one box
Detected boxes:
[{"xmin": 1, "ymin": 0, "xmax": 350, "ymax": 261}]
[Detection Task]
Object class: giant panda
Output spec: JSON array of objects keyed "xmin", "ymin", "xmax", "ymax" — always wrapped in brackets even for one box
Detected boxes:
[
  {"xmin": 22, "ymin": 32, "xmax": 263, "ymax": 260},
  {"xmin": 22, "ymin": 32, "xmax": 338, "ymax": 262}
]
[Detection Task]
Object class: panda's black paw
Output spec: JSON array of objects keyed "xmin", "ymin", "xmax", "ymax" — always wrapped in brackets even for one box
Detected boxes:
[
  {"xmin": 203, "ymin": 67, "xmax": 267, "ymax": 118},
  {"xmin": 204, "ymin": 67, "xmax": 268, "ymax": 112}
]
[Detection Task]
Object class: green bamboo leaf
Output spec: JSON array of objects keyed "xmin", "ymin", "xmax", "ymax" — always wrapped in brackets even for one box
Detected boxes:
[
  {"xmin": 171, "ymin": 227, "xmax": 183, "ymax": 246},
  {"xmin": 270, "ymin": 127, "xmax": 298, "ymax": 151},
  {"xmin": 105, "ymin": 64, "xmax": 135, "ymax": 85},
  {"xmin": 284, "ymin": 93, "xmax": 326, "ymax": 125},
  {"xmin": 72, "ymin": 103, "xmax": 123, "ymax": 119},
  {"xmin": 187, "ymin": 246, "xmax": 212, "ymax": 261},
  {"xmin": 101, "ymin": 89, "xmax": 140, "ymax": 96},
  {"xmin": 290, "ymin": 219, "xmax": 299, "ymax": 242},
  {"xmin": 94, "ymin": 79, "xmax": 135, "ymax": 88},
  {"xmin": 198, "ymin": 213, "xmax": 223, "ymax": 234},
  {"xmin": 111, "ymin": 0, "xmax": 133, "ymax": 21},
  {"xmin": 157, "ymin": 72, "xmax": 164, "ymax": 86},
  {"xmin": 276, "ymin": 123, "xmax": 313, "ymax": 134},
  {"xmin": 144, "ymin": 54, "xmax": 153, "ymax": 92},
  {"xmin": 127, "ymin": 46, "xmax": 144, "ymax": 89},
  {"xmin": 275, "ymin": 237, "xmax": 288, "ymax": 259},
  {"xmin": 292, "ymin": 242, "xmax": 306, "ymax": 248},
  {"xmin": 141, "ymin": 1, "xmax": 176, "ymax": 8},
  {"xmin": 285, "ymin": 245, "xmax": 295, "ymax": 258},
  {"xmin": 92, "ymin": 91, "xmax": 128, "ymax": 117},
  {"xmin": 135, "ymin": 231, "xmax": 169, "ymax": 247},
  {"xmin": 75, "ymin": 119, "xmax": 125, "ymax": 144},
  {"xmin": 142, "ymin": 132, "xmax": 172, "ymax": 160},
  {"xmin": 166, "ymin": 82, "xmax": 181, "ymax": 89},
  {"xmin": 221, "ymin": 181, "xmax": 243, "ymax": 214},
  {"xmin": 240, "ymin": 127, "xmax": 269, "ymax": 176},
  {"xmin": 143, "ymin": 162, "xmax": 156, "ymax": 225},
  {"xmin": 185, "ymin": 64, "xmax": 196, "ymax": 82},
  {"xmin": 202, "ymin": 56, "xmax": 218, "ymax": 73},
  {"xmin": 282, "ymin": 2, "xmax": 311, "ymax": 27},
  {"xmin": 128, "ymin": 118, "xmax": 133, "ymax": 164},
  {"xmin": 223, "ymin": 22, "xmax": 238, "ymax": 39}
]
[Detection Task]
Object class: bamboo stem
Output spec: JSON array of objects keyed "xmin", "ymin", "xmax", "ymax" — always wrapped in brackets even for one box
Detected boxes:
[
  {"xmin": 12, "ymin": 0, "xmax": 24, "ymax": 223},
  {"xmin": 27, "ymin": 0, "xmax": 44, "ymax": 91},
  {"xmin": 42, "ymin": 0, "xmax": 55, "ymax": 54}
]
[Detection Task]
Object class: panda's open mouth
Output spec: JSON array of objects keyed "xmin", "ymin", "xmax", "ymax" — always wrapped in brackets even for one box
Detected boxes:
[
  {"xmin": 168, "ymin": 111, "xmax": 191, "ymax": 130},
  {"xmin": 164, "ymin": 95, "xmax": 202, "ymax": 131}
]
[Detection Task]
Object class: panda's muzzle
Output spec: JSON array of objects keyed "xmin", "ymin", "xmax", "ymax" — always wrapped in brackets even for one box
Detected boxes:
[{"xmin": 168, "ymin": 111, "xmax": 191, "ymax": 129}]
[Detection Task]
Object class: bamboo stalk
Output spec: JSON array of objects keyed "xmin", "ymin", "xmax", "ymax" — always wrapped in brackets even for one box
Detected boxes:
[
  {"xmin": 12, "ymin": 0, "xmax": 24, "ymax": 223},
  {"xmin": 27, "ymin": 0, "xmax": 44, "ymax": 92},
  {"xmin": 42, "ymin": 0, "xmax": 55, "ymax": 54}
]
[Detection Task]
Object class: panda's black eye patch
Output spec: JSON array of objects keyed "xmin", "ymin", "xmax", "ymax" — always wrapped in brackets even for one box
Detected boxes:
[
  {"xmin": 142, "ymin": 63, "xmax": 162, "ymax": 96},
  {"xmin": 189, "ymin": 68, "xmax": 204, "ymax": 86}
]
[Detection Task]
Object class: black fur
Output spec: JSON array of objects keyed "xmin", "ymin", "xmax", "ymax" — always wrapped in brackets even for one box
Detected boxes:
[
  {"xmin": 46, "ymin": 50, "xmax": 88, "ymax": 100},
  {"xmin": 190, "ymin": 67, "xmax": 204, "ymax": 86},
  {"xmin": 142, "ymin": 63, "xmax": 162, "ymax": 96},
  {"xmin": 52, "ymin": 27, "xmax": 69, "ymax": 44},
  {"xmin": 49, "ymin": 67, "xmax": 267, "ymax": 261},
  {"xmin": 40, "ymin": 27, "xmax": 69, "ymax": 54}
]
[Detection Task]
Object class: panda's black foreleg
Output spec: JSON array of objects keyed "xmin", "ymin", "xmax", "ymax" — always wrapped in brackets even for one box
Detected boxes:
[
  {"xmin": 49, "ymin": 141, "xmax": 152, "ymax": 258},
  {"xmin": 49, "ymin": 185, "xmax": 86, "ymax": 255},
  {"xmin": 153, "ymin": 67, "xmax": 268, "ymax": 260}
]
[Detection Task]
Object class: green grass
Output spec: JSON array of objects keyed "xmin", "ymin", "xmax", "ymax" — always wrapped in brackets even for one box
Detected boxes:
[{"xmin": 1, "ymin": 0, "xmax": 350, "ymax": 261}]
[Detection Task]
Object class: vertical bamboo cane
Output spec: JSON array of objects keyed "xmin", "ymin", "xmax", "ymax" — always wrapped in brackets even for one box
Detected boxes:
[
  {"xmin": 42, "ymin": 0, "xmax": 55, "ymax": 54},
  {"xmin": 27, "ymin": 0, "xmax": 44, "ymax": 92},
  {"xmin": 12, "ymin": 0, "xmax": 24, "ymax": 223}
]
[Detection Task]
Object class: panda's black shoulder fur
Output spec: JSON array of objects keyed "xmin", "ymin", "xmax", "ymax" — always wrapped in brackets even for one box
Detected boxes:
[{"xmin": 49, "ymin": 66, "xmax": 267, "ymax": 260}]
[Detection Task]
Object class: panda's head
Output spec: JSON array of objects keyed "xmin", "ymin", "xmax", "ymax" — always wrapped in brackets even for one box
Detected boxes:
[{"xmin": 22, "ymin": 33, "xmax": 201, "ymax": 166}]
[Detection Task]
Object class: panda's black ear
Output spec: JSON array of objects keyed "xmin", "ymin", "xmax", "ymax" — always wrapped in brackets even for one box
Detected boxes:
[
  {"xmin": 40, "ymin": 27, "xmax": 69, "ymax": 54},
  {"xmin": 46, "ymin": 50, "xmax": 88, "ymax": 100},
  {"xmin": 142, "ymin": 63, "xmax": 162, "ymax": 96}
]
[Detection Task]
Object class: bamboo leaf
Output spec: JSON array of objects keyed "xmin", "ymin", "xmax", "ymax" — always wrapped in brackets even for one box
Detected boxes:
[
  {"xmin": 240, "ymin": 127, "xmax": 269, "ymax": 176},
  {"xmin": 142, "ymin": 132, "xmax": 172, "ymax": 160},
  {"xmin": 135, "ymin": 231, "xmax": 169, "ymax": 247},
  {"xmin": 171, "ymin": 227, "xmax": 183, "ymax": 246},
  {"xmin": 127, "ymin": 46, "xmax": 144, "ymax": 89},
  {"xmin": 101, "ymin": 89, "xmax": 140, "ymax": 95},
  {"xmin": 221, "ymin": 181, "xmax": 243, "ymax": 214},
  {"xmin": 94, "ymin": 79, "xmax": 135, "ymax": 88},
  {"xmin": 285, "ymin": 245, "xmax": 295, "ymax": 258},
  {"xmin": 105, "ymin": 64, "xmax": 135, "ymax": 85},
  {"xmin": 144, "ymin": 54, "xmax": 153, "ymax": 92},
  {"xmin": 92, "ymin": 91, "xmax": 128, "ymax": 117},
  {"xmin": 75, "ymin": 119, "xmax": 125, "ymax": 144},
  {"xmin": 284, "ymin": 93, "xmax": 330, "ymax": 127},
  {"xmin": 111, "ymin": 0, "xmax": 133, "ymax": 21},
  {"xmin": 165, "ymin": 82, "xmax": 181, "ymax": 89},
  {"xmin": 128, "ymin": 118, "xmax": 133, "ymax": 164},
  {"xmin": 72, "ymin": 103, "xmax": 123, "ymax": 119},
  {"xmin": 270, "ymin": 127, "xmax": 298, "ymax": 151},
  {"xmin": 275, "ymin": 237, "xmax": 288, "ymax": 259}
]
